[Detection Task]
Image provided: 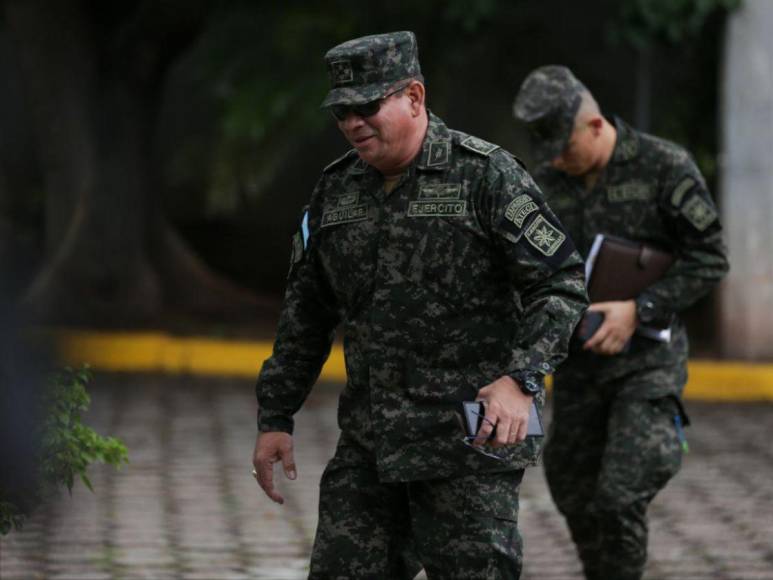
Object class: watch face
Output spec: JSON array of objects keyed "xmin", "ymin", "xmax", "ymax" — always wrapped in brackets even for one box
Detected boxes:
[
  {"xmin": 525, "ymin": 379, "xmax": 541, "ymax": 394},
  {"xmin": 639, "ymin": 300, "xmax": 656, "ymax": 323},
  {"xmin": 516, "ymin": 374, "xmax": 542, "ymax": 395}
]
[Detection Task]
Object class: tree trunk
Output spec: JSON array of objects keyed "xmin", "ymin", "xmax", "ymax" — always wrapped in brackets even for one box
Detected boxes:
[{"xmin": 5, "ymin": 0, "xmax": 265, "ymax": 327}]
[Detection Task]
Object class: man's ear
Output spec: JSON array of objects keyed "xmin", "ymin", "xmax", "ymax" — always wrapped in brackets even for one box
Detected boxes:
[
  {"xmin": 405, "ymin": 81, "xmax": 425, "ymax": 115},
  {"xmin": 589, "ymin": 116, "xmax": 604, "ymax": 136}
]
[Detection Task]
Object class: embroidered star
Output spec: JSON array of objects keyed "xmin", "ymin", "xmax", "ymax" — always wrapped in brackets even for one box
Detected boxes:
[
  {"xmin": 533, "ymin": 225, "xmax": 556, "ymax": 248},
  {"xmin": 692, "ymin": 204, "xmax": 710, "ymax": 220}
]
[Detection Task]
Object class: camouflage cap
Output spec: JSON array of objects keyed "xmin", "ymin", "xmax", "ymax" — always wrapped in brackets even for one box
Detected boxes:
[
  {"xmin": 513, "ymin": 65, "xmax": 588, "ymax": 164},
  {"xmin": 321, "ymin": 31, "xmax": 423, "ymax": 108}
]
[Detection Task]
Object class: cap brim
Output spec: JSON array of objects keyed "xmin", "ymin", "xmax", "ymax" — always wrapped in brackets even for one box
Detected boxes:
[{"xmin": 320, "ymin": 80, "xmax": 396, "ymax": 108}]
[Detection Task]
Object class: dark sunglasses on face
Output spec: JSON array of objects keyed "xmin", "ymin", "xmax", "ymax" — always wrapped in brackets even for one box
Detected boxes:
[{"xmin": 329, "ymin": 84, "xmax": 410, "ymax": 122}]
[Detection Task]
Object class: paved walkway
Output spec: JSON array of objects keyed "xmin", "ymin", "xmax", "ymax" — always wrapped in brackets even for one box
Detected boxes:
[{"xmin": 1, "ymin": 374, "xmax": 772, "ymax": 579}]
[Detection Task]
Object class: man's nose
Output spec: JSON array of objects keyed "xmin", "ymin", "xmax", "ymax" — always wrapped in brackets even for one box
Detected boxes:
[{"xmin": 340, "ymin": 112, "xmax": 365, "ymax": 131}]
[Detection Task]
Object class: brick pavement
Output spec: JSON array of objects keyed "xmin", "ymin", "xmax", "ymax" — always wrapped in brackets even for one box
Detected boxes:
[{"xmin": 1, "ymin": 373, "xmax": 772, "ymax": 580}]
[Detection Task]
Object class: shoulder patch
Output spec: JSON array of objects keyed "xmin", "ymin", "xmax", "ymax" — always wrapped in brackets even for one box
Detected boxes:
[
  {"xmin": 671, "ymin": 177, "xmax": 696, "ymax": 208},
  {"xmin": 505, "ymin": 194, "xmax": 539, "ymax": 228},
  {"xmin": 323, "ymin": 149, "xmax": 357, "ymax": 173},
  {"xmin": 681, "ymin": 194, "xmax": 717, "ymax": 231},
  {"xmin": 460, "ymin": 135, "xmax": 500, "ymax": 157},
  {"xmin": 524, "ymin": 214, "xmax": 567, "ymax": 257}
]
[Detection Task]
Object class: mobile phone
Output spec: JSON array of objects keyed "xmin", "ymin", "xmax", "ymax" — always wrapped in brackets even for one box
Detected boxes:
[
  {"xmin": 460, "ymin": 400, "xmax": 544, "ymax": 438},
  {"xmin": 575, "ymin": 310, "xmax": 604, "ymax": 343}
]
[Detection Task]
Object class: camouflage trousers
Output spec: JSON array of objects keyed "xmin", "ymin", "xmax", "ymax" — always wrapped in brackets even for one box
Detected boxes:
[
  {"xmin": 309, "ymin": 445, "xmax": 525, "ymax": 580},
  {"xmin": 544, "ymin": 369, "xmax": 685, "ymax": 580}
]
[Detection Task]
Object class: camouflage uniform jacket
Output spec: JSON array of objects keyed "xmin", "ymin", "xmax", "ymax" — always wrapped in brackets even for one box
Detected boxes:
[
  {"xmin": 257, "ymin": 112, "xmax": 588, "ymax": 482},
  {"xmin": 533, "ymin": 117, "xmax": 729, "ymax": 396}
]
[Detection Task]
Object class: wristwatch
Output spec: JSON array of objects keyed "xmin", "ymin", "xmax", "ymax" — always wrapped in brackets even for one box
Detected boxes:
[
  {"xmin": 509, "ymin": 371, "xmax": 544, "ymax": 396},
  {"xmin": 636, "ymin": 296, "xmax": 658, "ymax": 324}
]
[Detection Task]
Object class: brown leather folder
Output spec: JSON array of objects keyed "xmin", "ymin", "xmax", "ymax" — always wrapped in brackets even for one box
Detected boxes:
[{"xmin": 586, "ymin": 234, "xmax": 674, "ymax": 302}]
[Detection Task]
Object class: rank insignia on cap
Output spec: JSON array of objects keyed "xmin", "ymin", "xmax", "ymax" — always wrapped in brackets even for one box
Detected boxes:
[
  {"xmin": 427, "ymin": 141, "xmax": 450, "ymax": 166},
  {"xmin": 330, "ymin": 60, "xmax": 354, "ymax": 85},
  {"xmin": 460, "ymin": 136, "xmax": 499, "ymax": 156},
  {"xmin": 681, "ymin": 194, "xmax": 717, "ymax": 231},
  {"xmin": 524, "ymin": 214, "xmax": 566, "ymax": 256}
]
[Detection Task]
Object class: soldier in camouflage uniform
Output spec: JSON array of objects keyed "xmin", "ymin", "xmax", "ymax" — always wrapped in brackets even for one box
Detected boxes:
[
  {"xmin": 513, "ymin": 65, "xmax": 729, "ymax": 580},
  {"xmin": 252, "ymin": 34, "xmax": 588, "ymax": 579}
]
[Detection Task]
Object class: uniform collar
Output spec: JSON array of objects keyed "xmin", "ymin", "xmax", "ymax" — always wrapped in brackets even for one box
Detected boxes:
[
  {"xmin": 416, "ymin": 111, "xmax": 452, "ymax": 171},
  {"xmin": 344, "ymin": 110, "xmax": 451, "ymax": 178},
  {"xmin": 610, "ymin": 116, "xmax": 639, "ymax": 164}
]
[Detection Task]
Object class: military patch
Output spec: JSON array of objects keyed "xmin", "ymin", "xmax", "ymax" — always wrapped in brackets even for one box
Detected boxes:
[
  {"xmin": 427, "ymin": 141, "xmax": 450, "ymax": 167},
  {"xmin": 460, "ymin": 136, "xmax": 499, "ymax": 156},
  {"xmin": 418, "ymin": 183, "xmax": 461, "ymax": 200},
  {"xmin": 329, "ymin": 59, "xmax": 354, "ymax": 85},
  {"xmin": 337, "ymin": 192, "xmax": 359, "ymax": 206},
  {"xmin": 681, "ymin": 194, "xmax": 717, "ymax": 231},
  {"xmin": 616, "ymin": 135, "xmax": 639, "ymax": 161},
  {"xmin": 408, "ymin": 200, "xmax": 467, "ymax": 217},
  {"xmin": 321, "ymin": 204, "xmax": 369, "ymax": 227},
  {"xmin": 671, "ymin": 177, "xmax": 696, "ymax": 208},
  {"xmin": 607, "ymin": 181, "xmax": 653, "ymax": 203},
  {"xmin": 504, "ymin": 194, "xmax": 539, "ymax": 228},
  {"xmin": 524, "ymin": 214, "xmax": 566, "ymax": 256}
]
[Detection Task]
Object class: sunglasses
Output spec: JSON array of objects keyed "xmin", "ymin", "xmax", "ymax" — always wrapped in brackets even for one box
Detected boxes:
[{"xmin": 329, "ymin": 84, "xmax": 410, "ymax": 122}]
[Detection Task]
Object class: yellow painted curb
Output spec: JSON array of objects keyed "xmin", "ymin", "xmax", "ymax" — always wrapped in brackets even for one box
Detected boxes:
[
  {"xmin": 54, "ymin": 331, "xmax": 773, "ymax": 401},
  {"xmin": 55, "ymin": 330, "xmax": 348, "ymax": 382}
]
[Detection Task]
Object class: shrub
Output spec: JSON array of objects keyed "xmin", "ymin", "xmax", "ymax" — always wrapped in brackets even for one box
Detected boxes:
[{"xmin": 0, "ymin": 367, "xmax": 128, "ymax": 534}]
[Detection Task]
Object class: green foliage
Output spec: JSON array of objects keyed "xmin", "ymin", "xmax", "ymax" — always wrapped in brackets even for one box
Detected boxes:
[
  {"xmin": 0, "ymin": 367, "xmax": 128, "ymax": 534},
  {"xmin": 41, "ymin": 367, "xmax": 128, "ymax": 493},
  {"xmin": 198, "ymin": 0, "xmax": 508, "ymax": 214},
  {"xmin": 609, "ymin": 0, "xmax": 742, "ymax": 48},
  {"xmin": 0, "ymin": 501, "xmax": 25, "ymax": 535}
]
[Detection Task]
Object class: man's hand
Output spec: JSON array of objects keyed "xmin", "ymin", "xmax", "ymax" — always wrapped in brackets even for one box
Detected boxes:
[
  {"xmin": 583, "ymin": 300, "xmax": 637, "ymax": 355},
  {"xmin": 252, "ymin": 431, "xmax": 296, "ymax": 505},
  {"xmin": 474, "ymin": 376, "xmax": 533, "ymax": 448}
]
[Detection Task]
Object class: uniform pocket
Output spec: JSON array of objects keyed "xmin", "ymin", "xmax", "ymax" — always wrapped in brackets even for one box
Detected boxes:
[
  {"xmin": 403, "ymin": 362, "xmax": 483, "ymax": 405},
  {"xmin": 457, "ymin": 471, "xmax": 524, "ymax": 580},
  {"xmin": 644, "ymin": 396, "xmax": 684, "ymax": 489}
]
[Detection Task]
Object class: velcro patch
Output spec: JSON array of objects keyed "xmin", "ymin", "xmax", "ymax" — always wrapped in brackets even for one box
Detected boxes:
[
  {"xmin": 460, "ymin": 136, "xmax": 499, "ymax": 156},
  {"xmin": 505, "ymin": 194, "xmax": 539, "ymax": 228},
  {"xmin": 524, "ymin": 214, "xmax": 567, "ymax": 256},
  {"xmin": 408, "ymin": 200, "xmax": 468, "ymax": 217},
  {"xmin": 330, "ymin": 60, "xmax": 354, "ymax": 85},
  {"xmin": 607, "ymin": 181, "xmax": 653, "ymax": 203},
  {"xmin": 427, "ymin": 141, "xmax": 450, "ymax": 167},
  {"xmin": 321, "ymin": 205, "xmax": 369, "ymax": 227},
  {"xmin": 337, "ymin": 192, "xmax": 359, "ymax": 206},
  {"xmin": 671, "ymin": 177, "xmax": 696, "ymax": 208},
  {"xmin": 681, "ymin": 194, "xmax": 717, "ymax": 231},
  {"xmin": 419, "ymin": 183, "xmax": 461, "ymax": 200}
]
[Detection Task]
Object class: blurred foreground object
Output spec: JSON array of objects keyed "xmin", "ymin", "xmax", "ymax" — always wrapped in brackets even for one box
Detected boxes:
[{"xmin": 0, "ymin": 367, "xmax": 128, "ymax": 535}]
